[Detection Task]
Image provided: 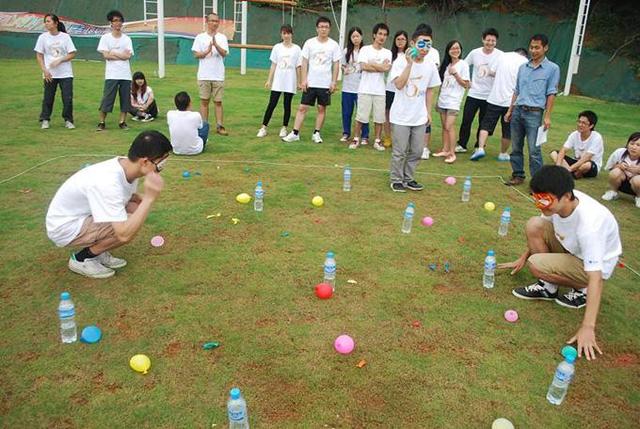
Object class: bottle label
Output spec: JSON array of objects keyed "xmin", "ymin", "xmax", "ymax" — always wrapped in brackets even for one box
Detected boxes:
[
  {"xmin": 554, "ymin": 369, "xmax": 572, "ymax": 383},
  {"xmin": 229, "ymin": 409, "xmax": 246, "ymax": 421},
  {"xmin": 255, "ymin": 190, "xmax": 264, "ymax": 198},
  {"xmin": 484, "ymin": 260, "xmax": 496, "ymax": 270},
  {"xmin": 405, "ymin": 211, "xmax": 414, "ymax": 219},
  {"xmin": 59, "ymin": 308, "xmax": 75, "ymax": 318},
  {"xmin": 324, "ymin": 264, "xmax": 336, "ymax": 275}
]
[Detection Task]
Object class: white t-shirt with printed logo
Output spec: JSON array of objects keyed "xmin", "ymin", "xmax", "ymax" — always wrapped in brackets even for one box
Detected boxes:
[
  {"xmin": 357, "ymin": 45, "xmax": 392, "ymax": 96},
  {"xmin": 465, "ymin": 47, "xmax": 503, "ymax": 100},
  {"xmin": 269, "ymin": 42, "xmax": 301, "ymax": 94},
  {"xmin": 543, "ymin": 190, "xmax": 621, "ymax": 279},
  {"xmin": 167, "ymin": 110, "xmax": 204, "ymax": 155},
  {"xmin": 389, "ymin": 55, "xmax": 441, "ymax": 126},
  {"xmin": 341, "ymin": 48, "xmax": 363, "ymax": 94},
  {"xmin": 97, "ymin": 32, "xmax": 134, "ymax": 80},
  {"xmin": 436, "ymin": 59, "xmax": 470, "ymax": 110},
  {"xmin": 131, "ymin": 86, "xmax": 154, "ymax": 108},
  {"xmin": 301, "ymin": 37, "xmax": 341, "ymax": 89},
  {"xmin": 425, "ymin": 47, "xmax": 440, "ymax": 68},
  {"xmin": 563, "ymin": 130, "xmax": 605, "ymax": 169},
  {"xmin": 34, "ymin": 32, "xmax": 77, "ymax": 79},
  {"xmin": 192, "ymin": 32, "xmax": 229, "ymax": 81},
  {"xmin": 46, "ymin": 157, "xmax": 138, "ymax": 247},
  {"xmin": 487, "ymin": 51, "xmax": 528, "ymax": 107}
]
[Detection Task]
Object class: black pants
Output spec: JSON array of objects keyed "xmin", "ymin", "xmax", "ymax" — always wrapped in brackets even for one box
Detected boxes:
[
  {"xmin": 457, "ymin": 96, "xmax": 487, "ymax": 149},
  {"xmin": 261, "ymin": 91, "xmax": 294, "ymax": 127},
  {"xmin": 40, "ymin": 77, "xmax": 73, "ymax": 122},
  {"xmin": 129, "ymin": 100, "xmax": 159, "ymax": 118}
]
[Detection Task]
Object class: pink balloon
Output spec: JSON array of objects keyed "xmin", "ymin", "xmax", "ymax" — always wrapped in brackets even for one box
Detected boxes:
[
  {"xmin": 334, "ymin": 334, "xmax": 355, "ymax": 355},
  {"xmin": 504, "ymin": 309, "xmax": 519, "ymax": 323},
  {"xmin": 150, "ymin": 235, "xmax": 165, "ymax": 247},
  {"xmin": 444, "ymin": 176, "xmax": 457, "ymax": 186},
  {"xmin": 421, "ymin": 216, "xmax": 434, "ymax": 227}
]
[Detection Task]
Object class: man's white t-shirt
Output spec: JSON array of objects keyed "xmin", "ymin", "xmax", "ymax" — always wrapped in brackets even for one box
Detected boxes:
[
  {"xmin": 357, "ymin": 45, "xmax": 392, "ymax": 96},
  {"xmin": 97, "ymin": 32, "xmax": 134, "ymax": 80},
  {"xmin": 563, "ymin": 130, "xmax": 605, "ymax": 169},
  {"xmin": 389, "ymin": 55, "xmax": 441, "ymax": 126},
  {"xmin": 487, "ymin": 51, "xmax": 528, "ymax": 107},
  {"xmin": 543, "ymin": 190, "xmax": 621, "ymax": 279},
  {"xmin": 301, "ymin": 37, "xmax": 341, "ymax": 89},
  {"xmin": 465, "ymin": 47, "xmax": 503, "ymax": 100},
  {"xmin": 270, "ymin": 42, "xmax": 301, "ymax": 94},
  {"xmin": 192, "ymin": 32, "xmax": 229, "ymax": 81},
  {"xmin": 425, "ymin": 47, "xmax": 440, "ymax": 68},
  {"xmin": 341, "ymin": 48, "xmax": 362, "ymax": 94},
  {"xmin": 437, "ymin": 59, "xmax": 470, "ymax": 110},
  {"xmin": 46, "ymin": 157, "xmax": 138, "ymax": 247},
  {"xmin": 34, "ymin": 32, "xmax": 77, "ymax": 79},
  {"xmin": 167, "ymin": 110, "xmax": 204, "ymax": 155}
]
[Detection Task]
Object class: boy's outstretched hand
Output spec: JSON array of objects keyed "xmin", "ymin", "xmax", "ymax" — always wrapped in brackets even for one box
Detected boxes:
[
  {"xmin": 497, "ymin": 251, "xmax": 529, "ymax": 275},
  {"xmin": 567, "ymin": 325, "xmax": 602, "ymax": 361}
]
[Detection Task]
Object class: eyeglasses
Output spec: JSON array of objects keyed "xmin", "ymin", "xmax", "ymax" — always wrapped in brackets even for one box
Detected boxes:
[
  {"xmin": 208, "ymin": 19, "xmax": 219, "ymax": 23},
  {"xmin": 531, "ymin": 192, "xmax": 556, "ymax": 209},
  {"xmin": 150, "ymin": 157, "xmax": 168, "ymax": 173}
]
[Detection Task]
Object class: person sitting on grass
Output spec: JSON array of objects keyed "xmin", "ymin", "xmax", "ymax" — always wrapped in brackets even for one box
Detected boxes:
[
  {"xmin": 550, "ymin": 110, "xmax": 603, "ymax": 179},
  {"xmin": 129, "ymin": 71, "xmax": 158, "ymax": 122},
  {"xmin": 499, "ymin": 165, "xmax": 621, "ymax": 360},
  {"xmin": 46, "ymin": 131, "xmax": 172, "ymax": 279},
  {"xmin": 167, "ymin": 91, "xmax": 209, "ymax": 155},
  {"xmin": 602, "ymin": 131, "xmax": 640, "ymax": 208}
]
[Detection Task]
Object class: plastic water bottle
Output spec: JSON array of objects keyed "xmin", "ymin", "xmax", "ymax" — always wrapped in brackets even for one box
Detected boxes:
[
  {"xmin": 58, "ymin": 292, "xmax": 77, "ymax": 344},
  {"xmin": 483, "ymin": 250, "xmax": 496, "ymax": 289},
  {"xmin": 498, "ymin": 207, "xmax": 511, "ymax": 236},
  {"xmin": 401, "ymin": 202, "xmax": 415, "ymax": 234},
  {"xmin": 254, "ymin": 181, "xmax": 264, "ymax": 212},
  {"xmin": 547, "ymin": 347, "xmax": 578, "ymax": 405},
  {"xmin": 461, "ymin": 176, "xmax": 471, "ymax": 202},
  {"xmin": 323, "ymin": 251, "xmax": 336, "ymax": 290},
  {"xmin": 343, "ymin": 165, "xmax": 352, "ymax": 192},
  {"xmin": 227, "ymin": 387, "xmax": 249, "ymax": 429}
]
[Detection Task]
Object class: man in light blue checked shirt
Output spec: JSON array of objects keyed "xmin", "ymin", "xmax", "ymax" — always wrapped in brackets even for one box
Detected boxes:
[{"xmin": 504, "ymin": 34, "xmax": 560, "ymax": 186}]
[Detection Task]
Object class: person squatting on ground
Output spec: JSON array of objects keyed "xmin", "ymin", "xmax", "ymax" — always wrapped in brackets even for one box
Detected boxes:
[
  {"xmin": 129, "ymin": 71, "xmax": 159, "ymax": 122},
  {"xmin": 340, "ymin": 26, "xmax": 369, "ymax": 145},
  {"xmin": 550, "ymin": 110, "xmax": 603, "ymax": 179},
  {"xmin": 602, "ymin": 131, "xmax": 640, "ymax": 208}
]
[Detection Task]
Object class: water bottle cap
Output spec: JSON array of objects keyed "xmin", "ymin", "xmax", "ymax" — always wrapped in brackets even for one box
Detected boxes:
[
  {"xmin": 408, "ymin": 202, "xmax": 415, "ymax": 208},
  {"xmin": 257, "ymin": 181, "xmax": 262, "ymax": 186},
  {"xmin": 487, "ymin": 250, "xmax": 495, "ymax": 256},
  {"xmin": 465, "ymin": 176, "xmax": 471, "ymax": 180},
  {"xmin": 326, "ymin": 251, "xmax": 335, "ymax": 258},
  {"xmin": 505, "ymin": 207, "xmax": 511, "ymax": 212},
  {"xmin": 230, "ymin": 387, "xmax": 241, "ymax": 400},
  {"xmin": 561, "ymin": 345, "xmax": 578, "ymax": 362},
  {"xmin": 60, "ymin": 292, "xmax": 70, "ymax": 300}
]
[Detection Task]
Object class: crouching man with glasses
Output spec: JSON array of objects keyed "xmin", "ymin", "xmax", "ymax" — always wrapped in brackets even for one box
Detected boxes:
[{"xmin": 46, "ymin": 131, "xmax": 172, "ymax": 279}]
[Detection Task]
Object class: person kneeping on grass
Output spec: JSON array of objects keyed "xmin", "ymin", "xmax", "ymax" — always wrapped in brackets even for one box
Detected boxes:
[
  {"xmin": 498, "ymin": 165, "xmax": 622, "ymax": 360},
  {"xmin": 46, "ymin": 131, "xmax": 172, "ymax": 279}
]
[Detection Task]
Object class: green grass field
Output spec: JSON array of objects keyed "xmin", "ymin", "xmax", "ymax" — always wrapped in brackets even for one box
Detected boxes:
[{"xmin": 0, "ymin": 58, "xmax": 638, "ymax": 428}]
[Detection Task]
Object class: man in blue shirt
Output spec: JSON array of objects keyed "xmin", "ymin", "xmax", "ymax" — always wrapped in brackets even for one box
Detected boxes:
[{"xmin": 504, "ymin": 34, "xmax": 560, "ymax": 186}]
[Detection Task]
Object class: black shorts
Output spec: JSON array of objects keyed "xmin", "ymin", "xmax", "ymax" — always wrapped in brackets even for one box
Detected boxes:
[
  {"xmin": 301, "ymin": 87, "xmax": 331, "ymax": 106},
  {"xmin": 425, "ymin": 123, "xmax": 432, "ymax": 134},
  {"xmin": 385, "ymin": 90, "xmax": 395, "ymax": 110},
  {"xmin": 619, "ymin": 179, "xmax": 636, "ymax": 195},
  {"xmin": 564, "ymin": 155, "xmax": 599, "ymax": 178},
  {"xmin": 99, "ymin": 79, "xmax": 131, "ymax": 113},
  {"xmin": 480, "ymin": 103, "xmax": 510, "ymax": 139}
]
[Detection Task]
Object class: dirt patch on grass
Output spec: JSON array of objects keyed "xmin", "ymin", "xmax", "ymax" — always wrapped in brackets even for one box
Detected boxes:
[
  {"xmin": 70, "ymin": 391, "xmax": 89, "ymax": 406},
  {"xmin": 91, "ymin": 371, "xmax": 122, "ymax": 394},
  {"xmin": 164, "ymin": 341, "xmax": 182, "ymax": 358},
  {"xmin": 433, "ymin": 283, "xmax": 455, "ymax": 294},
  {"xmin": 611, "ymin": 353, "xmax": 639, "ymax": 367},
  {"xmin": 17, "ymin": 351, "xmax": 39, "ymax": 362}
]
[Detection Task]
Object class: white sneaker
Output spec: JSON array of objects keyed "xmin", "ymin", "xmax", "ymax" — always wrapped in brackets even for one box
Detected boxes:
[
  {"xmin": 311, "ymin": 131, "xmax": 323, "ymax": 144},
  {"xmin": 282, "ymin": 131, "xmax": 300, "ymax": 142},
  {"xmin": 497, "ymin": 152, "xmax": 510, "ymax": 161},
  {"xmin": 95, "ymin": 251, "xmax": 127, "ymax": 269},
  {"xmin": 68, "ymin": 256, "xmax": 115, "ymax": 279},
  {"xmin": 64, "ymin": 121, "xmax": 76, "ymax": 129},
  {"xmin": 635, "ymin": 197, "xmax": 640, "ymax": 208},
  {"xmin": 256, "ymin": 127, "xmax": 267, "ymax": 138},
  {"xmin": 340, "ymin": 134, "xmax": 349, "ymax": 142},
  {"xmin": 141, "ymin": 114, "xmax": 154, "ymax": 122},
  {"xmin": 373, "ymin": 140, "xmax": 386, "ymax": 151},
  {"xmin": 279, "ymin": 127, "xmax": 288, "ymax": 138},
  {"xmin": 349, "ymin": 137, "xmax": 359, "ymax": 149},
  {"xmin": 41, "ymin": 120, "xmax": 50, "ymax": 129},
  {"xmin": 454, "ymin": 145, "xmax": 467, "ymax": 153},
  {"xmin": 421, "ymin": 148, "xmax": 430, "ymax": 160},
  {"xmin": 601, "ymin": 190, "xmax": 619, "ymax": 201}
]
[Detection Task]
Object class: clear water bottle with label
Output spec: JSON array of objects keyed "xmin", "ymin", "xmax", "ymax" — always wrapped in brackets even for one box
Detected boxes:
[
  {"xmin": 547, "ymin": 346, "xmax": 578, "ymax": 405},
  {"xmin": 498, "ymin": 207, "xmax": 511, "ymax": 236},
  {"xmin": 461, "ymin": 176, "xmax": 471, "ymax": 202},
  {"xmin": 227, "ymin": 387, "xmax": 250, "ymax": 429},
  {"xmin": 343, "ymin": 165, "xmax": 351, "ymax": 192},
  {"xmin": 401, "ymin": 202, "xmax": 415, "ymax": 234},
  {"xmin": 254, "ymin": 181, "xmax": 264, "ymax": 212},
  {"xmin": 323, "ymin": 251, "xmax": 336, "ymax": 290},
  {"xmin": 483, "ymin": 250, "xmax": 496, "ymax": 289},
  {"xmin": 58, "ymin": 292, "xmax": 77, "ymax": 343}
]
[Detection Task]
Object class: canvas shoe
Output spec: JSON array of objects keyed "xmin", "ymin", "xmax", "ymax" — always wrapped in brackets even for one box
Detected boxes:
[
  {"xmin": 95, "ymin": 251, "xmax": 127, "ymax": 269},
  {"xmin": 390, "ymin": 182, "xmax": 406, "ymax": 192},
  {"xmin": 68, "ymin": 255, "xmax": 115, "ymax": 279},
  {"xmin": 41, "ymin": 120, "xmax": 50, "ymax": 129},
  {"xmin": 405, "ymin": 180, "xmax": 424, "ymax": 191},
  {"xmin": 349, "ymin": 137, "xmax": 359, "ymax": 150},
  {"xmin": 311, "ymin": 131, "xmax": 323, "ymax": 144},
  {"xmin": 96, "ymin": 122, "xmax": 106, "ymax": 131},
  {"xmin": 555, "ymin": 289, "xmax": 587, "ymax": 309},
  {"xmin": 373, "ymin": 140, "xmax": 385, "ymax": 151},
  {"xmin": 497, "ymin": 152, "xmax": 510, "ymax": 161},
  {"xmin": 360, "ymin": 138, "xmax": 369, "ymax": 146},
  {"xmin": 282, "ymin": 131, "xmax": 300, "ymax": 142},
  {"xmin": 470, "ymin": 148, "xmax": 486, "ymax": 161},
  {"xmin": 512, "ymin": 280, "xmax": 558, "ymax": 301},
  {"xmin": 65, "ymin": 121, "xmax": 75, "ymax": 129},
  {"xmin": 256, "ymin": 127, "xmax": 268, "ymax": 138},
  {"xmin": 131, "ymin": 115, "xmax": 141, "ymax": 121},
  {"xmin": 454, "ymin": 145, "xmax": 467, "ymax": 153},
  {"xmin": 217, "ymin": 126, "xmax": 229, "ymax": 136},
  {"xmin": 279, "ymin": 127, "xmax": 288, "ymax": 138},
  {"xmin": 118, "ymin": 122, "xmax": 129, "ymax": 130},
  {"xmin": 601, "ymin": 190, "xmax": 619, "ymax": 201},
  {"xmin": 340, "ymin": 134, "xmax": 349, "ymax": 142},
  {"xmin": 141, "ymin": 114, "xmax": 154, "ymax": 122},
  {"xmin": 421, "ymin": 148, "xmax": 430, "ymax": 159}
]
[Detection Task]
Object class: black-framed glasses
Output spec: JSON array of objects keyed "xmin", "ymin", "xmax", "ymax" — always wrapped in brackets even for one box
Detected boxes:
[{"xmin": 150, "ymin": 156, "xmax": 168, "ymax": 173}]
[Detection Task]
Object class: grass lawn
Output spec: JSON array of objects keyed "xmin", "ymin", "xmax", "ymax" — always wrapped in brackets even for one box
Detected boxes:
[{"xmin": 0, "ymin": 58, "xmax": 638, "ymax": 428}]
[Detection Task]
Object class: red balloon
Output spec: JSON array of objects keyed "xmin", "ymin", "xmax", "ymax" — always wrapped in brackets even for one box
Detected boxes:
[{"xmin": 315, "ymin": 283, "xmax": 333, "ymax": 299}]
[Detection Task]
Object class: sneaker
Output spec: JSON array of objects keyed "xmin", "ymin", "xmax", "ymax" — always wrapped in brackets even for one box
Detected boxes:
[
  {"xmin": 636, "ymin": 197, "xmax": 640, "ymax": 208},
  {"xmin": 504, "ymin": 176, "xmax": 525, "ymax": 186},
  {"xmin": 383, "ymin": 136, "xmax": 392, "ymax": 148},
  {"xmin": 217, "ymin": 126, "xmax": 228, "ymax": 136},
  {"xmin": 601, "ymin": 190, "xmax": 619, "ymax": 201},
  {"xmin": 340, "ymin": 134, "xmax": 349, "ymax": 142},
  {"xmin": 405, "ymin": 180, "xmax": 424, "ymax": 191},
  {"xmin": 64, "ymin": 121, "xmax": 75, "ymax": 129},
  {"xmin": 41, "ymin": 120, "xmax": 50, "ymax": 129},
  {"xmin": 282, "ymin": 131, "xmax": 300, "ymax": 142},
  {"xmin": 360, "ymin": 138, "xmax": 369, "ymax": 146},
  {"xmin": 68, "ymin": 255, "xmax": 115, "ymax": 279},
  {"xmin": 96, "ymin": 122, "xmax": 106, "ymax": 131},
  {"xmin": 349, "ymin": 137, "xmax": 359, "ymax": 150},
  {"xmin": 279, "ymin": 127, "xmax": 288, "ymax": 138},
  {"xmin": 454, "ymin": 145, "xmax": 467, "ymax": 153},
  {"xmin": 118, "ymin": 122, "xmax": 129, "ymax": 130},
  {"xmin": 421, "ymin": 148, "xmax": 430, "ymax": 160},
  {"xmin": 373, "ymin": 140, "xmax": 386, "ymax": 151},
  {"xmin": 512, "ymin": 280, "xmax": 558, "ymax": 301},
  {"xmin": 497, "ymin": 152, "xmax": 510, "ymax": 161},
  {"xmin": 131, "ymin": 115, "xmax": 140, "ymax": 122},
  {"xmin": 390, "ymin": 182, "xmax": 406, "ymax": 192},
  {"xmin": 141, "ymin": 114, "xmax": 154, "ymax": 122},
  {"xmin": 256, "ymin": 127, "xmax": 267, "ymax": 138},
  {"xmin": 555, "ymin": 289, "xmax": 587, "ymax": 309},
  {"xmin": 95, "ymin": 251, "xmax": 127, "ymax": 269},
  {"xmin": 470, "ymin": 148, "xmax": 486, "ymax": 161},
  {"xmin": 311, "ymin": 132, "xmax": 323, "ymax": 144}
]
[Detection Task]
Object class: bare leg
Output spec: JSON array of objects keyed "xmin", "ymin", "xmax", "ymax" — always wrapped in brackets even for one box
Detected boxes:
[
  {"xmin": 630, "ymin": 175, "xmax": 640, "ymax": 195},
  {"xmin": 119, "ymin": 111, "xmax": 127, "ymax": 123},
  {"xmin": 374, "ymin": 122, "xmax": 383, "ymax": 141},
  {"xmin": 608, "ymin": 168, "xmax": 625, "ymax": 190},
  {"xmin": 200, "ymin": 99, "xmax": 210, "ymax": 122},
  {"xmin": 315, "ymin": 105, "xmax": 326, "ymax": 130},
  {"xmin": 353, "ymin": 121, "xmax": 363, "ymax": 140},
  {"xmin": 423, "ymin": 131, "xmax": 431, "ymax": 151},
  {"xmin": 478, "ymin": 129, "xmax": 489, "ymax": 149},
  {"xmin": 293, "ymin": 104, "xmax": 309, "ymax": 131},
  {"xmin": 214, "ymin": 101, "xmax": 224, "ymax": 126},
  {"xmin": 500, "ymin": 137, "xmax": 511, "ymax": 154},
  {"xmin": 444, "ymin": 114, "xmax": 457, "ymax": 156},
  {"xmin": 88, "ymin": 235, "xmax": 126, "ymax": 255},
  {"xmin": 99, "ymin": 111, "xmax": 107, "ymax": 122},
  {"xmin": 575, "ymin": 162, "xmax": 593, "ymax": 178},
  {"xmin": 550, "ymin": 151, "xmax": 571, "ymax": 170}
]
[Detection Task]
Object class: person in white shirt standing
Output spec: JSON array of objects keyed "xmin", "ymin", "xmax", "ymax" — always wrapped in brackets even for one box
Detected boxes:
[
  {"xmin": 96, "ymin": 10, "xmax": 134, "ymax": 131},
  {"xmin": 383, "ymin": 30, "xmax": 408, "ymax": 148},
  {"xmin": 282, "ymin": 16, "xmax": 341, "ymax": 144},
  {"xmin": 35, "ymin": 14, "xmax": 77, "ymax": 130},
  {"xmin": 167, "ymin": 91, "xmax": 209, "ymax": 155},
  {"xmin": 550, "ymin": 110, "xmax": 604, "ymax": 179},
  {"xmin": 413, "ymin": 24, "xmax": 440, "ymax": 160},
  {"xmin": 340, "ymin": 27, "xmax": 369, "ymax": 144},
  {"xmin": 192, "ymin": 13, "xmax": 229, "ymax": 136}
]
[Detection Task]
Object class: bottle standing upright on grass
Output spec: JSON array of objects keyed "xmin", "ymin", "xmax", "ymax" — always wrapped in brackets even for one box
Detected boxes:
[
  {"xmin": 254, "ymin": 181, "xmax": 264, "ymax": 212},
  {"xmin": 58, "ymin": 292, "xmax": 77, "ymax": 343},
  {"xmin": 461, "ymin": 176, "xmax": 471, "ymax": 202},
  {"xmin": 343, "ymin": 165, "xmax": 352, "ymax": 192},
  {"xmin": 547, "ymin": 347, "xmax": 578, "ymax": 405},
  {"xmin": 227, "ymin": 387, "xmax": 250, "ymax": 429},
  {"xmin": 483, "ymin": 250, "xmax": 496, "ymax": 289},
  {"xmin": 498, "ymin": 207, "xmax": 511, "ymax": 236},
  {"xmin": 401, "ymin": 202, "xmax": 415, "ymax": 234},
  {"xmin": 323, "ymin": 251, "xmax": 336, "ymax": 290}
]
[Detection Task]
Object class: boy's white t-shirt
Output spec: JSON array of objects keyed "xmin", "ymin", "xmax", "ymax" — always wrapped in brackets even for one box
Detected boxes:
[
  {"xmin": 34, "ymin": 32, "xmax": 77, "ymax": 79},
  {"xmin": 436, "ymin": 59, "xmax": 470, "ymax": 110},
  {"xmin": 46, "ymin": 157, "xmax": 138, "ymax": 247},
  {"xmin": 487, "ymin": 51, "xmax": 528, "ymax": 107},
  {"xmin": 97, "ymin": 32, "xmax": 134, "ymax": 80},
  {"xmin": 465, "ymin": 47, "xmax": 503, "ymax": 100},
  {"xmin": 269, "ymin": 42, "xmax": 301, "ymax": 94},
  {"xmin": 357, "ymin": 44, "xmax": 392, "ymax": 96},
  {"xmin": 167, "ymin": 110, "xmax": 204, "ymax": 155},
  {"xmin": 543, "ymin": 190, "xmax": 621, "ymax": 279},
  {"xmin": 389, "ymin": 55, "xmax": 441, "ymax": 126},
  {"xmin": 563, "ymin": 130, "xmax": 605, "ymax": 169},
  {"xmin": 341, "ymin": 48, "xmax": 362, "ymax": 94},
  {"xmin": 131, "ymin": 86, "xmax": 154, "ymax": 107},
  {"xmin": 192, "ymin": 32, "xmax": 229, "ymax": 81},
  {"xmin": 425, "ymin": 47, "xmax": 440, "ymax": 68},
  {"xmin": 301, "ymin": 37, "xmax": 341, "ymax": 89}
]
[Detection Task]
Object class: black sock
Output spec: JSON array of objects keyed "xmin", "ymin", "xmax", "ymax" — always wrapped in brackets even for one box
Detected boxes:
[
  {"xmin": 314, "ymin": 129, "xmax": 320, "ymax": 134},
  {"xmin": 293, "ymin": 129, "xmax": 299, "ymax": 135},
  {"xmin": 75, "ymin": 247, "xmax": 97, "ymax": 262}
]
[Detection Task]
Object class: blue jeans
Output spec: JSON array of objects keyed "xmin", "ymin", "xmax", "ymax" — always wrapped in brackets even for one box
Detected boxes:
[
  {"xmin": 509, "ymin": 106, "xmax": 543, "ymax": 179},
  {"xmin": 198, "ymin": 121, "xmax": 210, "ymax": 151},
  {"xmin": 341, "ymin": 92, "xmax": 369, "ymax": 139}
]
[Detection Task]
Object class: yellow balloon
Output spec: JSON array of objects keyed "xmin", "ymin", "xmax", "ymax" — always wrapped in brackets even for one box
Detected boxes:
[
  {"xmin": 236, "ymin": 193, "xmax": 251, "ymax": 204},
  {"xmin": 129, "ymin": 354, "xmax": 151, "ymax": 374},
  {"xmin": 312, "ymin": 196, "xmax": 324, "ymax": 207},
  {"xmin": 484, "ymin": 201, "xmax": 496, "ymax": 211}
]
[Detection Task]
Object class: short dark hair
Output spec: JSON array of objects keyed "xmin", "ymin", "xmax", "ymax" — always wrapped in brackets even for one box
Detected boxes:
[
  {"xmin": 578, "ymin": 110, "xmax": 598, "ymax": 129},
  {"xmin": 128, "ymin": 131, "xmax": 172, "ymax": 162},
  {"xmin": 372, "ymin": 22, "xmax": 389, "ymax": 36},
  {"xmin": 107, "ymin": 10, "xmax": 124, "ymax": 23},
  {"xmin": 530, "ymin": 165, "xmax": 575, "ymax": 201},
  {"xmin": 530, "ymin": 33, "xmax": 549, "ymax": 47},
  {"xmin": 515, "ymin": 48, "xmax": 528, "ymax": 57},
  {"xmin": 414, "ymin": 23, "xmax": 433, "ymax": 37},
  {"xmin": 482, "ymin": 28, "xmax": 499, "ymax": 39},
  {"xmin": 316, "ymin": 16, "xmax": 331, "ymax": 27},
  {"xmin": 174, "ymin": 91, "xmax": 190, "ymax": 111},
  {"xmin": 280, "ymin": 24, "xmax": 293, "ymax": 34}
]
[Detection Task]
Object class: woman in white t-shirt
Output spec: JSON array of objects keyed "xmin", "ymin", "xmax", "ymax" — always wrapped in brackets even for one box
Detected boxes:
[
  {"xmin": 34, "ymin": 14, "xmax": 77, "ymax": 130},
  {"xmin": 340, "ymin": 27, "xmax": 369, "ymax": 143},
  {"xmin": 257, "ymin": 25, "xmax": 301, "ymax": 138},
  {"xmin": 435, "ymin": 40, "xmax": 470, "ymax": 164},
  {"xmin": 130, "ymin": 71, "xmax": 158, "ymax": 122},
  {"xmin": 602, "ymin": 131, "xmax": 640, "ymax": 207},
  {"xmin": 383, "ymin": 30, "xmax": 408, "ymax": 147}
]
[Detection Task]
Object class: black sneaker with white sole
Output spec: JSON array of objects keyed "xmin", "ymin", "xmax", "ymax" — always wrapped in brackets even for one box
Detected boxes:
[
  {"xmin": 555, "ymin": 289, "xmax": 587, "ymax": 309},
  {"xmin": 512, "ymin": 280, "xmax": 558, "ymax": 300},
  {"xmin": 390, "ymin": 182, "xmax": 406, "ymax": 192},
  {"xmin": 405, "ymin": 180, "xmax": 424, "ymax": 191}
]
